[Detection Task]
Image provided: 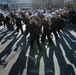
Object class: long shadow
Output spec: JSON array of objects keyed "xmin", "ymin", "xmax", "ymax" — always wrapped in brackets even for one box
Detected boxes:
[
  {"xmin": 63, "ymin": 25, "xmax": 76, "ymax": 41},
  {"xmin": 0, "ymin": 27, "xmax": 7, "ymax": 33},
  {"xmin": 63, "ymin": 28, "xmax": 76, "ymax": 50},
  {"xmin": 26, "ymin": 43, "xmax": 39, "ymax": 75},
  {"xmin": 60, "ymin": 25, "xmax": 76, "ymax": 53},
  {"xmin": 33, "ymin": 44, "xmax": 49, "ymax": 75},
  {"xmin": 59, "ymin": 31, "xmax": 76, "ymax": 68},
  {"xmin": 63, "ymin": 29, "xmax": 76, "ymax": 58},
  {"xmin": 8, "ymin": 35, "xmax": 29, "ymax": 75},
  {"xmin": 0, "ymin": 28, "xmax": 9, "ymax": 42},
  {"xmin": 0, "ymin": 32, "xmax": 21, "ymax": 66},
  {"xmin": 0, "ymin": 28, "xmax": 5, "ymax": 34},
  {"xmin": 1, "ymin": 30, "xmax": 16, "ymax": 45},
  {"xmin": 26, "ymin": 39, "xmax": 55, "ymax": 75},
  {"xmin": 65, "ymin": 25, "xmax": 76, "ymax": 32},
  {"xmin": 26, "ymin": 39, "xmax": 44, "ymax": 75},
  {"xmin": 41, "ymin": 42, "xmax": 55, "ymax": 75},
  {"xmin": 47, "ymin": 44, "xmax": 55, "ymax": 75},
  {"xmin": 55, "ymin": 38, "xmax": 75, "ymax": 75},
  {"xmin": 62, "ymin": 26, "xmax": 76, "ymax": 47}
]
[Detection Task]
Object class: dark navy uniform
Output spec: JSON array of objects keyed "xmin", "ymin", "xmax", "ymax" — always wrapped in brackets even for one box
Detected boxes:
[
  {"xmin": 29, "ymin": 21, "xmax": 42, "ymax": 51},
  {"xmin": 51, "ymin": 17, "xmax": 58, "ymax": 38},
  {"xmin": 15, "ymin": 16, "xmax": 23, "ymax": 34},
  {"xmin": 0, "ymin": 13, "xmax": 3, "ymax": 25},
  {"xmin": 41, "ymin": 19, "xmax": 53, "ymax": 44},
  {"xmin": 23, "ymin": 17, "xmax": 30, "ymax": 36},
  {"xmin": 56, "ymin": 17, "xmax": 63, "ymax": 32}
]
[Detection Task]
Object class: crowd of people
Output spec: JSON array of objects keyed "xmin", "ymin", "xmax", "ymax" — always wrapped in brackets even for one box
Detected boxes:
[{"xmin": 0, "ymin": 7, "xmax": 76, "ymax": 51}]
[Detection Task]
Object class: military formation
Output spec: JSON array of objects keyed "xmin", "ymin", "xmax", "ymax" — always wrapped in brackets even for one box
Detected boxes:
[{"xmin": 0, "ymin": 8, "xmax": 76, "ymax": 51}]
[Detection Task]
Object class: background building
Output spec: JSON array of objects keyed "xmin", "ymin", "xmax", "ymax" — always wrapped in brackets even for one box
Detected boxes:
[
  {"xmin": 0, "ymin": 0, "xmax": 32, "ymax": 10},
  {"xmin": 0, "ymin": 0, "xmax": 76, "ymax": 10},
  {"xmin": 0, "ymin": 0, "xmax": 50, "ymax": 10}
]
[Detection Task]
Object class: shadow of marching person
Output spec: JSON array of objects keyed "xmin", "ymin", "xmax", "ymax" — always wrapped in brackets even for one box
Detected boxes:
[
  {"xmin": 54, "ymin": 36, "xmax": 75, "ymax": 75},
  {"xmin": 27, "ymin": 39, "xmax": 54, "ymax": 75},
  {"xmin": 8, "ymin": 35, "xmax": 29, "ymax": 75},
  {"xmin": 0, "ymin": 28, "xmax": 9, "ymax": 42},
  {"xmin": 25, "ymin": 31, "xmax": 44, "ymax": 75},
  {"xmin": 0, "ymin": 28, "xmax": 6, "ymax": 35},
  {"xmin": 64, "ymin": 26, "xmax": 76, "ymax": 44},
  {"xmin": 62, "ymin": 28, "xmax": 76, "ymax": 50},
  {"xmin": 26, "ymin": 47, "xmax": 38, "ymax": 75},
  {"xmin": 1, "ymin": 30, "xmax": 16, "ymax": 45},
  {"xmin": 59, "ymin": 32, "xmax": 76, "ymax": 68},
  {"xmin": 45, "ymin": 43, "xmax": 55, "ymax": 75},
  {"xmin": 65, "ymin": 25, "xmax": 76, "ymax": 32},
  {"xmin": 33, "ymin": 47, "xmax": 48, "ymax": 75},
  {"xmin": 0, "ymin": 32, "xmax": 21, "ymax": 67},
  {"xmin": 8, "ymin": 48, "xmax": 26, "ymax": 75}
]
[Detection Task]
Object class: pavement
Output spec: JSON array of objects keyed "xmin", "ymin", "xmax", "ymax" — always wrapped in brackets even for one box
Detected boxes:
[{"xmin": 0, "ymin": 24, "xmax": 76, "ymax": 75}]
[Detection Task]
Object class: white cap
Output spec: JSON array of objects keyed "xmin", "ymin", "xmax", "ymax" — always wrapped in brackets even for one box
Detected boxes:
[
  {"xmin": 31, "ymin": 14, "xmax": 37, "ymax": 17},
  {"xmin": 25, "ymin": 13, "xmax": 29, "ymax": 16},
  {"xmin": 7, "ymin": 12, "xmax": 10, "ymax": 15},
  {"xmin": 15, "ymin": 13, "xmax": 19, "ymax": 16},
  {"xmin": 47, "ymin": 14, "xmax": 53, "ymax": 18},
  {"xmin": 59, "ymin": 9, "xmax": 62, "ymax": 11},
  {"xmin": 43, "ymin": 13, "xmax": 47, "ymax": 16},
  {"xmin": 51, "ymin": 12, "xmax": 55, "ymax": 15},
  {"xmin": 43, "ymin": 13, "xmax": 53, "ymax": 18},
  {"xmin": 41, "ymin": 10, "xmax": 44, "ymax": 13},
  {"xmin": 55, "ymin": 10, "xmax": 59, "ymax": 13}
]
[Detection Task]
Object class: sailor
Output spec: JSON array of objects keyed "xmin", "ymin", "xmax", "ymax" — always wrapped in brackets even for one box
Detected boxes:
[
  {"xmin": 41, "ymin": 14, "xmax": 53, "ymax": 44},
  {"xmin": 29, "ymin": 15, "xmax": 42, "ymax": 51},
  {"xmin": 15, "ymin": 13, "xmax": 24, "ymax": 34}
]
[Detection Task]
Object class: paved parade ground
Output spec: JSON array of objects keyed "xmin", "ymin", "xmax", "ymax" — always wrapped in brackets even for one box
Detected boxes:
[{"xmin": 0, "ymin": 24, "xmax": 76, "ymax": 75}]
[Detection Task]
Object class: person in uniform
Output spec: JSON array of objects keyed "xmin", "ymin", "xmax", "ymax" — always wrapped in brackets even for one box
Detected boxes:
[
  {"xmin": 6, "ymin": 13, "xmax": 11, "ymax": 30},
  {"xmin": 59, "ymin": 9, "xmax": 67, "ymax": 27},
  {"xmin": 56, "ymin": 9, "xmax": 66, "ymax": 33},
  {"xmin": 28, "ymin": 15, "xmax": 42, "ymax": 51},
  {"xmin": 0, "ymin": 13, "xmax": 3, "ymax": 25},
  {"xmin": 54, "ymin": 10, "xmax": 63, "ymax": 33},
  {"xmin": 51, "ymin": 12, "xmax": 59, "ymax": 38},
  {"xmin": 23, "ymin": 13, "xmax": 30, "ymax": 36},
  {"xmin": 7, "ymin": 14, "xmax": 14, "ymax": 31},
  {"xmin": 15, "ymin": 13, "xmax": 23, "ymax": 34},
  {"xmin": 2, "ymin": 11, "xmax": 8, "ymax": 28},
  {"xmin": 41, "ymin": 15, "xmax": 53, "ymax": 44}
]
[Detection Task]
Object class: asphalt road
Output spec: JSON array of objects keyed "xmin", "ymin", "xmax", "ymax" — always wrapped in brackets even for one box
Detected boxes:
[{"xmin": 0, "ymin": 24, "xmax": 76, "ymax": 75}]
